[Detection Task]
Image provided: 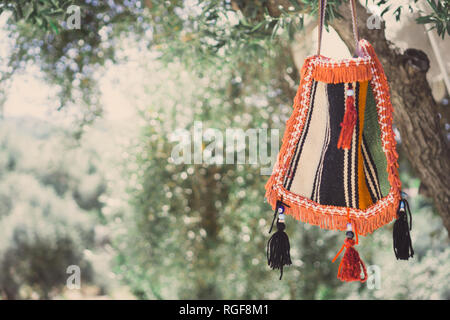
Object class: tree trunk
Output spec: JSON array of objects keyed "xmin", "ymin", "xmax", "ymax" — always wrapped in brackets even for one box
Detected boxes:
[{"xmin": 329, "ymin": 2, "xmax": 450, "ymax": 235}]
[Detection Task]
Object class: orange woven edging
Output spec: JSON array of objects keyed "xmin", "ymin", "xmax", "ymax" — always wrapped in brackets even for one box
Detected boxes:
[
  {"xmin": 265, "ymin": 39, "xmax": 401, "ymax": 236},
  {"xmin": 265, "ymin": 184, "xmax": 400, "ymax": 236},
  {"xmin": 311, "ymin": 57, "xmax": 372, "ymax": 84}
]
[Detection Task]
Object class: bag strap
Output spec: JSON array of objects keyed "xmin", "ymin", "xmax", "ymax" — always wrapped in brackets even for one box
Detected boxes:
[{"xmin": 317, "ymin": 0, "xmax": 361, "ymax": 56}]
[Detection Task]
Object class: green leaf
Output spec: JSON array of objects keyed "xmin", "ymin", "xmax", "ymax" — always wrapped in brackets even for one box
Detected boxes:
[
  {"xmin": 393, "ymin": 6, "xmax": 402, "ymax": 21},
  {"xmin": 48, "ymin": 19, "xmax": 59, "ymax": 34},
  {"xmin": 380, "ymin": 5, "xmax": 391, "ymax": 17},
  {"xmin": 270, "ymin": 20, "xmax": 280, "ymax": 40},
  {"xmin": 24, "ymin": 6, "xmax": 35, "ymax": 21},
  {"xmin": 416, "ymin": 15, "xmax": 434, "ymax": 24},
  {"xmin": 427, "ymin": 0, "xmax": 437, "ymax": 12}
]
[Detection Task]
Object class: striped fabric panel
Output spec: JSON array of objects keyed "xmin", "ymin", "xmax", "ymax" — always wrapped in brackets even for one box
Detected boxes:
[
  {"xmin": 363, "ymin": 84, "xmax": 390, "ymax": 197},
  {"xmin": 283, "ymin": 80, "xmax": 387, "ymax": 209},
  {"xmin": 285, "ymin": 81, "xmax": 330, "ymax": 197},
  {"xmin": 316, "ymin": 82, "xmax": 347, "ymax": 207},
  {"xmin": 283, "ymin": 81, "xmax": 319, "ymax": 189},
  {"xmin": 311, "ymin": 106, "xmax": 331, "ymax": 204},
  {"xmin": 348, "ymin": 82, "xmax": 359, "ymax": 208},
  {"xmin": 362, "ymin": 136, "xmax": 383, "ymax": 202},
  {"xmin": 356, "ymin": 81, "xmax": 374, "ymax": 210}
]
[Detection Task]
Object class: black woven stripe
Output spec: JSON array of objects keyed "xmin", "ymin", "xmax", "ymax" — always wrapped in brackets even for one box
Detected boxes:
[
  {"xmin": 283, "ymin": 121, "xmax": 301, "ymax": 188},
  {"xmin": 312, "ymin": 123, "xmax": 327, "ymax": 202},
  {"xmin": 318, "ymin": 83, "xmax": 346, "ymax": 207},
  {"xmin": 363, "ymin": 135, "xmax": 382, "ymax": 199},
  {"xmin": 282, "ymin": 138, "xmax": 298, "ymax": 187},
  {"xmin": 312, "ymin": 97, "xmax": 331, "ymax": 203}
]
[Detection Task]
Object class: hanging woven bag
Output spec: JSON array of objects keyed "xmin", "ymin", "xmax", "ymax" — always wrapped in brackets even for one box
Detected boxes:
[{"xmin": 265, "ymin": 0, "xmax": 414, "ymax": 282}]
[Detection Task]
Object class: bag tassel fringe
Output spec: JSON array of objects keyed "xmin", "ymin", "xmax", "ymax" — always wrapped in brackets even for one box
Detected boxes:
[
  {"xmin": 332, "ymin": 222, "xmax": 367, "ymax": 283},
  {"xmin": 337, "ymin": 83, "xmax": 357, "ymax": 150},
  {"xmin": 393, "ymin": 197, "xmax": 414, "ymax": 260},
  {"xmin": 267, "ymin": 200, "xmax": 292, "ymax": 280}
]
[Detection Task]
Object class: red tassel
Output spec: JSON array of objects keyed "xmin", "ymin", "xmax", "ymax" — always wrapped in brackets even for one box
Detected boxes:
[
  {"xmin": 337, "ymin": 89, "xmax": 357, "ymax": 150},
  {"xmin": 332, "ymin": 238, "xmax": 367, "ymax": 283}
]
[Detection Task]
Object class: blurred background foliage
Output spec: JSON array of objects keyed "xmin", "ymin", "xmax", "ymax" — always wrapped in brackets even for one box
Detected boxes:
[
  {"xmin": 0, "ymin": 0, "xmax": 448, "ymax": 299},
  {"xmin": 0, "ymin": 120, "xmax": 100, "ymax": 298}
]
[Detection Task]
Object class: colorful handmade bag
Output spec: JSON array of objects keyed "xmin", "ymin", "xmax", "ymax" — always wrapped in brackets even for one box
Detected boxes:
[{"xmin": 265, "ymin": 0, "xmax": 414, "ymax": 281}]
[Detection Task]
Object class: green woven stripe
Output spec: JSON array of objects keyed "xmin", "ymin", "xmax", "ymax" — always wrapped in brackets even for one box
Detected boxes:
[{"xmin": 363, "ymin": 85, "xmax": 390, "ymax": 197}]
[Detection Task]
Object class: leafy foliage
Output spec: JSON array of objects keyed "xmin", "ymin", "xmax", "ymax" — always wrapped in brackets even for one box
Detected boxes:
[
  {"xmin": 0, "ymin": 119, "xmax": 109, "ymax": 298},
  {"xmin": 1, "ymin": 0, "xmax": 148, "ymax": 126},
  {"xmin": 1, "ymin": 0, "xmax": 447, "ymax": 121},
  {"xmin": 0, "ymin": 0, "xmax": 72, "ymax": 33},
  {"xmin": 0, "ymin": 173, "xmax": 94, "ymax": 299},
  {"xmin": 373, "ymin": 0, "xmax": 449, "ymax": 38},
  {"xmin": 416, "ymin": 0, "xmax": 449, "ymax": 38}
]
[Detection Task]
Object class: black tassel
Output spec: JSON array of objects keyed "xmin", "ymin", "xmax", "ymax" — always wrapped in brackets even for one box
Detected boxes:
[
  {"xmin": 267, "ymin": 201, "xmax": 292, "ymax": 280},
  {"xmin": 268, "ymin": 200, "xmax": 289, "ymax": 233},
  {"xmin": 393, "ymin": 198, "xmax": 414, "ymax": 260}
]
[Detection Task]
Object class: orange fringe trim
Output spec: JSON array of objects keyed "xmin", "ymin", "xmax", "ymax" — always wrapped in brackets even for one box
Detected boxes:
[
  {"xmin": 311, "ymin": 59, "xmax": 372, "ymax": 84},
  {"xmin": 265, "ymin": 39, "xmax": 401, "ymax": 236},
  {"xmin": 265, "ymin": 185, "xmax": 400, "ymax": 236}
]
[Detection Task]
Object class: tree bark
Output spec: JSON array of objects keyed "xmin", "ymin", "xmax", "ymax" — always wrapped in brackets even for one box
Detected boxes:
[{"xmin": 329, "ymin": 2, "xmax": 450, "ymax": 235}]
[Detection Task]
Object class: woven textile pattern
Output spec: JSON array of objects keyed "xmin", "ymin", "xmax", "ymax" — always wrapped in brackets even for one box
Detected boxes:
[
  {"xmin": 265, "ymin": 40, "xmax": 401, "ymax": 236},
  {"xmin": 282, "ymin": 80, "xmax": 388, "ymax": 210}
]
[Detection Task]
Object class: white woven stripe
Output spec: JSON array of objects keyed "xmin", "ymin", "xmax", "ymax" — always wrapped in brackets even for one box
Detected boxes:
[
  {"xmin": 344, "ymin": 146, "xmax": 350, "ymax": 207},
  {"xmin": 290, "ymin": 81, "xmax": 329, "ymax": 197},
  {"xmin": 350, "ymin": 125, "xmax": 357, "ymax": 208}
]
